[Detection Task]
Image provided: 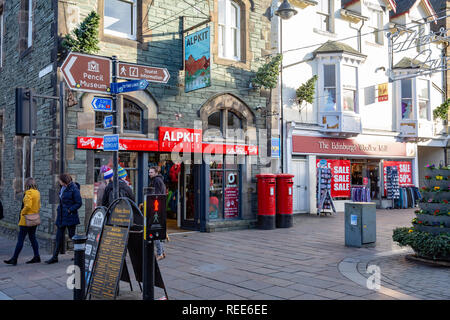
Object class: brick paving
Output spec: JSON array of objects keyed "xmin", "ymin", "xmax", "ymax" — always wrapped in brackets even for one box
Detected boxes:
[{"xmin": 0, "ymin": 208, "xmax": 448, "ymax": 300}]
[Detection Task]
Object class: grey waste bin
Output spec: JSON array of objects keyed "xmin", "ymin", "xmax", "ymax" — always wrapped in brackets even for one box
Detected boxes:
[{"xmin": 345, "ymin": 202, "xmax": 376, "ymax": 248}]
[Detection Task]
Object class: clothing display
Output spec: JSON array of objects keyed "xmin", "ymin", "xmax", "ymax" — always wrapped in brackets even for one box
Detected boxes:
[
  {"xmin": 169, "ymin": 163, "xmax": 181, "ymax": 183},
  {"xmin": 394, "ymin": 186, "xmax": 420, "ymax": 209},
  {"xmin": 386, "ymin": 166, "xmax": 400, "ymax": 200},
  {"xmin": 351, "ymin": 186, "xmax": 371, "ymax": 202}
]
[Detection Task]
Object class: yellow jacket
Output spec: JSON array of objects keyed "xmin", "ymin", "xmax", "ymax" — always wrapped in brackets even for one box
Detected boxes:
[{"xmin": 19, "ymin": 189, "xmax": 41, "ymax": 226}]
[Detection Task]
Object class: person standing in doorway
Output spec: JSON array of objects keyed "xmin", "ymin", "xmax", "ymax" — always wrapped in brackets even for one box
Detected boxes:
[
  {"xmin": 96, "ymin": 165, "xmax": 112, "ymax": 207},
  {"xmin": 4, "ymin": 178, "xmax": 41, "ymax": 265},
  {"xmin": 46, "ymin": 174, "xmax": 82, "ymax": 264},
  {"xmin": 149, "ymin": 166, "xmax": 167, "ymax": 260}
]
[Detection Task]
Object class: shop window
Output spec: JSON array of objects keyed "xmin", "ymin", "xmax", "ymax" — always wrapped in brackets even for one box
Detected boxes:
[
  {"xmin": 209, "ymin": 156, "xmax": 240, "ymax": 220},
  {"xmin": 207, "ymin": 111, "xmax": 221, "ymax": 131},
  {"xmin": 323, "ymin": 64, "xmax": 336, "ymax": 111},
  {"xmin": 218, "ymin": 0, "xmax": 241, "ymax": 61},
  {"xmin": 418, "ymin": 79, "xmax": 429, "ymax": 120},
  {"xmin": 227, "ymin": 111, "xmax": 243, "ymax": 139},
  {"xmin": 342, "ymin": 65, "xmax": 357, "ymax": 112},
  {"xmin": 401, "ymin": 79, "xmax": 413, "ymax": 119},
  {"xmin": 123, "ymin": 99, "xmax": 143, "ymax": 132},
  {"xmin": 104, "ymin": 0, "xmax": 137, "ymax": 40},
  {"xmin": 317, "ymin": 0, "xmax": 333, "ymax": 33},
  {"xmin": 94, "ymin": 151, "xmax": 138, "ymax": 206}
]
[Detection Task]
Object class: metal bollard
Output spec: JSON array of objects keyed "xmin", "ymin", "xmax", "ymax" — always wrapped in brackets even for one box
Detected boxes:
[
  {"xmin": 142, "ymin": 239, "xmax": 155, "ymax": 300},
  {"xmin": 72, "ymin": 235, "xmax": 87, "ymax": 300}
]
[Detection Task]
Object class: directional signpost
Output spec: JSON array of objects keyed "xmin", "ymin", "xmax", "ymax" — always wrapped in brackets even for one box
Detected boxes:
[
  {"xmin": 103, "ymin": 134, "xmax": 119, "ymax": 151},
  {"xmin": 110, "ymin": 79, "xmax": 149, "ymax": 94},
  {"xmin": 117, "ymin": 62, "xmax": 170, "ymax": 84},
  {"xmin": 61, "ymin": 52, "xmax": 111, "ymax": 94},
  {"xmin": 91, "ymin": 97, "xmax": 112, "ymax": 112},
  {"xmin": 103, "ymin": 115, "xmax": 113, "ymax": 129}
]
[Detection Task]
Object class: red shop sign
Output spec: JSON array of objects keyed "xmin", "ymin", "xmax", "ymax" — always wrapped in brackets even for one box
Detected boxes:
[
  {"xmin": 316, "ymin": 159, "xmax": 351, "ymax": 198},
  {"xmin": 77, "ymin": 136, "xmax": 159, "ymax": 151},
  {"xmin": 383, "ymin": 161, "xmax": 413, "ymax": 194},
  {"xmin": 159, "ymin": 127, "xmax": 202, "ymax": 153}
]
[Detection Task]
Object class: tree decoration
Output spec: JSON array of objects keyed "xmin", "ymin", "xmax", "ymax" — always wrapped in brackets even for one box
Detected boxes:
[
  {"xmin": 62, "ymin": 11, "xmax": 101, "ymax": 54},
  {"xmin": 252, "ymin": 54, "xmax": 282, "ymax": 90},
  {"xmin": 296, "ymin": 75, "xmax": 318, "ymax": 108}
]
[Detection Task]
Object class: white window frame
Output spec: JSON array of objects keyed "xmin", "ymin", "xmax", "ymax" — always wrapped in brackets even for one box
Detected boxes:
[
  {"xmin": 104, "ymin": 0, "xmax": 137, "ymax": 41},
  {"xmin": 218, "ymin": 0, "xmax": 241, "ymax": 61},
  {"xmin": 400, "ymin": 78, "xmax": 413, "ymax": 120},
  {"xmin": 27, "ymin": 0, "xmax": 33, "ymax": 48},
  {"xmin": 369, "ymin": 9, "xmax": 383, "ymax": 45},
  {"xmin": 418, "ymin": 79, "xmax": 430, "ymax": 120},
  {"xmin": 322, "ymin": 64, "xmax": 337, "ymax": 111},
  {"xmin": 317, "ymin": 0, "xmax": 332, "ymax": 33},
  {"xmin": 342, "ymin": 65, "xmax": 357, "ymax": 112}
]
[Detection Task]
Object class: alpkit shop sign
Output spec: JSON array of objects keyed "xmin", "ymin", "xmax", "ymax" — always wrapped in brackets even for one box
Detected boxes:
[{"xmin": 159, "ymin": 127, "xmax": 202, "ymax": 153}]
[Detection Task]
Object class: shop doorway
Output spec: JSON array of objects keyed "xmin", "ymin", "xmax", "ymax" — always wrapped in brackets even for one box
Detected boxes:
[
  {"xmin": 292, "ymin": 159, "xmax": 308, "ymax": 213},
  {"xmin": 180, "ymin": 163, "xmax": 200, "ymax": 230}
]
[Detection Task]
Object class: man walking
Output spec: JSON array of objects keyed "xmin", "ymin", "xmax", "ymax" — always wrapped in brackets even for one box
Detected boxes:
[{"xmin": 149, "ymin": 166, "xmax": 167, "ymax": 260}]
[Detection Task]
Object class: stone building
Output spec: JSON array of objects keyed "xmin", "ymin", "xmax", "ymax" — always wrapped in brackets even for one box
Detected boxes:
[{"xmin": 0, "ymin": 0, "xmax": 276, "ymax": 249}]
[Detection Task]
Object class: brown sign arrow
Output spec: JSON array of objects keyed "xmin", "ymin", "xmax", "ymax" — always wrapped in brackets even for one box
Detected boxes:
[
  {"xmin": 61, "ymin": 52, "xmax": 111, "ymax": 94},
  {"xmin": 117, "ymin": 62, "xmax": 170, "ymax": 84}
]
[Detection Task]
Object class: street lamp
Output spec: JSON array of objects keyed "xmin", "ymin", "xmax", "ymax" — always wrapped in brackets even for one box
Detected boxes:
[
  {"xmin": 275, "ymin": 0, "xmax": 298, "ymax": 20},
  {"xmin": 275, "ymin": 0, "xmax": 297, "ymax": 173}
]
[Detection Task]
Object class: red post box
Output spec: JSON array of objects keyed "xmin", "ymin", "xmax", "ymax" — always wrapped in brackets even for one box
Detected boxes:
[
  {"xmin": 276, "ymin": 174, "xmax": 294, "ymax": 228},
  {"xmin": 256, "ymin": 174, "xmax": 277, "ymax": 230}
]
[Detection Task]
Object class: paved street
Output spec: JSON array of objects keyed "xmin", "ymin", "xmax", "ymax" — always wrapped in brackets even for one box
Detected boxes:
[{"xmin": 0, "ymin": 208, "xmax": 449, "ymax": 300}]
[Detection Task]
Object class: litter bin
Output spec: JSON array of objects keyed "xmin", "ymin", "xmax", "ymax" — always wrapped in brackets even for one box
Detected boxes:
[
  {"xmin": 344, "ymin": 202, "xmax": 376, "ymax": 247},
  {"xmin": 276, "ymin": 174, "xmax": 294, "ymax": 228},
  {"xmin": 256, "ymin": 174, "xmax": 276, "ymax": 230}
]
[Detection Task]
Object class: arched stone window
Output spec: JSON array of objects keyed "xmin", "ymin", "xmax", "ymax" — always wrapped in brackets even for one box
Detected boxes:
[
  {"xmin": 201, "ymin": 93, "xmax": 254, "ymax": 142},
  {"xmin": 123, "ymin": 98, "xmax": 143, "ymax": 132}
]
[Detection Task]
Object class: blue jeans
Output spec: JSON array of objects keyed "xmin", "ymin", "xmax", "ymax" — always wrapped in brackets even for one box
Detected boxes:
[
  {"xmin": 155, "ymin": 240, "xmax": 164, "ymax": 256},
  {"xmin": 13, "ymin": 226, "xmax": 40, "ymax": 259}
]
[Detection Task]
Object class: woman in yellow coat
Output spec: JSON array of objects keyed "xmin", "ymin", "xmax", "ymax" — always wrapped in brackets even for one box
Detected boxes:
[{"xmin": 4, "ymin": 178, "xmax": 41, "ymax": 265}]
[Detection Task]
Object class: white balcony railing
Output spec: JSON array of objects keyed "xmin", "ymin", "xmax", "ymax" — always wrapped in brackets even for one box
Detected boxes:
[
  {"xmin": 319, "ymin": 111, "xmax": 362, "ymax": 136},
  {"xmin": 398, "ymin": 119, "xmax": 434, "ymax": 139}
]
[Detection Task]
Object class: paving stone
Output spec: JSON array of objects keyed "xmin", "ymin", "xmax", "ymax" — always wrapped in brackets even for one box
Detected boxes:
[
  {"xmin": 186, "ymin": 286, "xmax": 227, "ymax": 299},
  {"xmin": 292, "ymin": 293, "xmax": 327, "ymax": 300},
  {"xmin": 262, "ymin": 286, "xmax": 300, "ymax": 299},
  {"xmin": 238, "ymin": 280, "xmax": 273, "ymax": 291},
  {"xmin": 315, "ymin": 289, "xmax": 348, "ymax": 299}
]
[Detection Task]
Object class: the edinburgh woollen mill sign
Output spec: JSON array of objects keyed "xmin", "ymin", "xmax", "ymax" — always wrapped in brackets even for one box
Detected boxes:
[{"xmin": 185, "ymin": 27, "xmax": 211, "ymax": 92}]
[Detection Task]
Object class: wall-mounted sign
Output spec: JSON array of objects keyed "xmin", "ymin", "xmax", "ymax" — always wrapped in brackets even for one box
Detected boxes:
[
  {"xmin": 316, "ymin": 159, "xmax": 351, "ymax": 198},
  {"xmin": 159, "ymin": 127, "xmax": 203, "ymax": 153},
  {"xmin": 293, "ymin": 136, "xmax": 409, "ymax": 157},
  {"xmin": 271, "ymin": 138, "xmax": 280, "ymax": 158},
  {"xmin": 378, "ymin": 83, "xmax": 388, "ymax": 102},
  {"xmin": 185, "ymin": 27, "xmax": 211, "ymax": 92}
]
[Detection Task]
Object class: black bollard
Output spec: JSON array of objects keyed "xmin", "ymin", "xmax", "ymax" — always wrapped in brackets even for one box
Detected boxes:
[
  {"xmin": 142, "ymin": 239, "xmax": 155, "ymax": 300},
  {"xmin": 72, "ymin": 234, "xmax": 87, "ymax": 300}
]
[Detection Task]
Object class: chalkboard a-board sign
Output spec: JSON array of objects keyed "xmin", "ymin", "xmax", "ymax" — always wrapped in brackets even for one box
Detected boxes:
[
  {"xmin": 85, "ymin": 207, "xmax": 107, "ymax": 296},
  {"xmin": 88, "ymin": 199, "xmax": 132, "ymax": 300}
]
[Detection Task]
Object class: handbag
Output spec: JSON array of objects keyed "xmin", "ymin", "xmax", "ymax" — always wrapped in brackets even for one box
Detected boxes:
[{"xmin": 25, "ymin": 213, "xmax": 41, "ymax": 227}]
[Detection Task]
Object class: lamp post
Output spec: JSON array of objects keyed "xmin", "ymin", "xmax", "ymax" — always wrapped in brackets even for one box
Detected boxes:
[{"xmin": 275, "ymin": 0, "xmax": 297, "ymax": 173}]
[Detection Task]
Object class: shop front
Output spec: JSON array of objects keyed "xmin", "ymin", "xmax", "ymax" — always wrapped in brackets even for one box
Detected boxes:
[
  {"xmin": 287, "ymin": 134, "xmax": 418, "ymax": 212},
  {"xmin": 77, "ymin": 126, "xmax": 258, "ymax": 232}
]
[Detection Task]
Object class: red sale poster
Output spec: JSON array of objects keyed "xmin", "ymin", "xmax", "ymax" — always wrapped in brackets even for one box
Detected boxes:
[
  {"xmin": 316, "ymin": 159, "xmax": 351, "ymax": 198},
  {"xmin": 383, "ymin": 161, "xmax": 413, "ymax": 195}
]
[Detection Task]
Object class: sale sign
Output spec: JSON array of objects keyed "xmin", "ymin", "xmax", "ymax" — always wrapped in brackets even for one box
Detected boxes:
[
  {"xmin": 383, "ymin": 161, "xmax": 412, "ymax": 194},
  {"xmin": 316, "ymin": 159, "xmax": 351, "ymax": 198}
]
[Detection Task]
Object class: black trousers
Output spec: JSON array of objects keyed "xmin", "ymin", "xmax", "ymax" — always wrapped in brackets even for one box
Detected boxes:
[{"xmin": 53, "ymin": 225, "xmax": 76, "ymax": 257}]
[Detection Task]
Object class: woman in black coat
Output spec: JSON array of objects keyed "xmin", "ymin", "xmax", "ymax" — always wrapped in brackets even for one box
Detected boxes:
[{"xmin": 46, "ymin": 174, "xmax": 82, "ymax": 264}]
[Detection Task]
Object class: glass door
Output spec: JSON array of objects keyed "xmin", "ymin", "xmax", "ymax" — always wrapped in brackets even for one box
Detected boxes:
[{"xmin": 181, "ymin": 162, "xmax": 198, "ymax": 230}]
